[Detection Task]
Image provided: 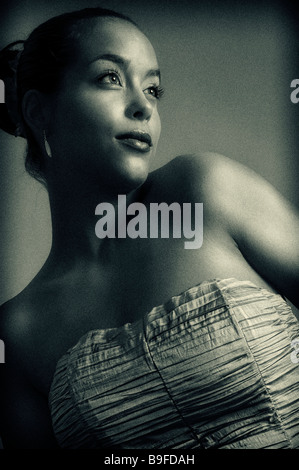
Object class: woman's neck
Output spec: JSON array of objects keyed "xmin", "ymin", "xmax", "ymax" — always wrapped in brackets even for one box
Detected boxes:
[{"xmin": 46, "ymin": 177, "xmax": 141, "ymax": 269}]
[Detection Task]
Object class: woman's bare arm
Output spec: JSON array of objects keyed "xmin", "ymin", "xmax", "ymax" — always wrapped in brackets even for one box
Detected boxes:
[
  {"xmin": 185, "ymin": 152, "xmax": 299, "ymax": 307},
  {"xmin": 0, "ymin": 303, "xmax": 59, "ymax": 449}
]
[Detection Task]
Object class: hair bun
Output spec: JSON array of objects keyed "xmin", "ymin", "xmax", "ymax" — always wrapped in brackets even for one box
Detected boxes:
[{"xmin": 0, "ymin": 40, "xmax": 25, "ymax": 136}]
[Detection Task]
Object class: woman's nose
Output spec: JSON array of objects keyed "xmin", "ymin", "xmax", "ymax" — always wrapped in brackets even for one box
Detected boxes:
[{"xmin": 125, "ymin": 91, "xmax": 153, "ymax": 122}]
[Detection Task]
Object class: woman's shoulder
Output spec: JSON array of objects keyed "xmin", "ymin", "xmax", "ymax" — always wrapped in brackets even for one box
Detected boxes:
[
  {"xmin": 0, "ymin": 291, "xmax": 35, "ymax": 364},
  {"xmin": 0, "ymin": 283, "xmax": 48, "ymax": 379},
  {"xmin": 148, "ymin": 152, "xmax": 251, "ymax": 203}
]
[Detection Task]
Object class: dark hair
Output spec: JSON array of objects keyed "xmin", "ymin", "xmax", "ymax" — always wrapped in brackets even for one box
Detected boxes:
[{"xmin": 0, "ymin": 7, "xmax": 137, "ymax": 186}]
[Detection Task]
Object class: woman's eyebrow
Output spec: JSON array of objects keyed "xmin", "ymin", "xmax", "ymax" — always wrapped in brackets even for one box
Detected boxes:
[
  {"xmin": 144, "ymin": 69, "xmax": 161, "ymax": 82},
  {"xmin": 88, "ymin": 53, "xmax": 161, "ymax": 81},
  {"xmin": 88, "ymin": 53, "xmax": 126, "ymax": 67}
]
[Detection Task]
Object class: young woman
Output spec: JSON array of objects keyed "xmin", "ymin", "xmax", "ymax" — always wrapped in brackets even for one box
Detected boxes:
[{"xmin": 0, "ymin": 7, "xmax": 298, "ymax": 449}]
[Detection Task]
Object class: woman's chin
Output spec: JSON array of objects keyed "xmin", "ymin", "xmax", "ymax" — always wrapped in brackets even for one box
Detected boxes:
[
  {"xmin": 115, "ymin": 155, "xmax": 151, "ymax": 191},
  {"xmin": 94, "ymin": 162, "xmax": 148, "ymax": 197}
]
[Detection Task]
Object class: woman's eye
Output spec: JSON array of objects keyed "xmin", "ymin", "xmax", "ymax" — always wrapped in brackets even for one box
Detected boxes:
[
  {"xmin": 98, "ymin": 71, "xmax": 122, "ymax": 86},
  {"xmin": 145, "ymin": 85, "xmax": 164, "ymax": 100}
]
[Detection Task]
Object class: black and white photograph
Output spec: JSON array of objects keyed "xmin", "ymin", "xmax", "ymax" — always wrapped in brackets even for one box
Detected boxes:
[{"xmin": 0, "ymin": 0, "xmax": 298, "ymax": 453}]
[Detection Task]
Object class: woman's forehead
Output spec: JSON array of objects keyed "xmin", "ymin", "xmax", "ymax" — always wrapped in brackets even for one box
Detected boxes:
[{"xmin": 77, "ymin": 17, "xmax": 158, "ymax": 68}]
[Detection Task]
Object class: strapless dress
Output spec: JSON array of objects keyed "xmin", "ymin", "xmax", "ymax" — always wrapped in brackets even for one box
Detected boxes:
[{"xmin": 48, "ymin": 278, "xmax": 299, "ymax": 449}]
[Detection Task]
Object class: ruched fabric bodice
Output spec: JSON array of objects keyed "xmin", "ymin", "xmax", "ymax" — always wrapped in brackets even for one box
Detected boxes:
[{"xmin": 49, "ymin": 278, "xmax": 299, "ymax": 449}]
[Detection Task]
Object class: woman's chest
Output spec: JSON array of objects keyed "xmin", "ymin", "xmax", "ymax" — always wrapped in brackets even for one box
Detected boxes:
[{"xmin": 31, "ymin": 229, "xmax": 255, "ymax": 395}]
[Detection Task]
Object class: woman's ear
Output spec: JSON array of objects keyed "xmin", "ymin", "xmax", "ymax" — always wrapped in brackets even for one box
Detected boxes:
[{"xmin": 22, "ymin": 89, "xmax": 48, "ymax": 133}]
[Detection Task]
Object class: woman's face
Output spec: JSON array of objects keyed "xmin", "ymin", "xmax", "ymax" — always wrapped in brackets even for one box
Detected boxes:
[{"xmin": 47, "ymin": 17, "xmax": 162, "ymax": 193}]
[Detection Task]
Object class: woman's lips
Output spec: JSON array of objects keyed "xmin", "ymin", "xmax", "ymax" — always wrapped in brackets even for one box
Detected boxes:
[{"xmin": 116, "ymin": 131, "xmax": 152, "ymax": 153}]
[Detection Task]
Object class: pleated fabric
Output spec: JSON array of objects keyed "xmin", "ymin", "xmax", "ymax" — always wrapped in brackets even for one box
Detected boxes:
[{"xmin": 48, "ymin": 278, "xmax": 299, "ymax": 449}]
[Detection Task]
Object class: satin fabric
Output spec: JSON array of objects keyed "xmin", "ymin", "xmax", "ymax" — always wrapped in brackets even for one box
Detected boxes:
[{"xmin": 49, "ymin": 278, "xmax": 299, "ymax": 449}]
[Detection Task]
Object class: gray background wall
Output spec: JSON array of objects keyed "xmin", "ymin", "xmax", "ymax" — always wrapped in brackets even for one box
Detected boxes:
[{"xmin": 0, "ymin": 0, "xmax": 298, "ymax": 448}]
